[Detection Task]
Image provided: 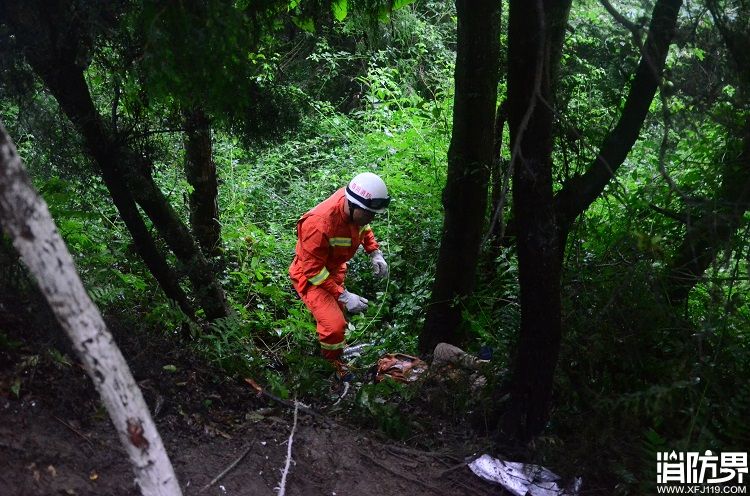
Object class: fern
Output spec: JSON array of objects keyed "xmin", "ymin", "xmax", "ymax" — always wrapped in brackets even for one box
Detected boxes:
[{"xmin": 87, "ymin": 284, "xmax": 119, "ymax": 306}]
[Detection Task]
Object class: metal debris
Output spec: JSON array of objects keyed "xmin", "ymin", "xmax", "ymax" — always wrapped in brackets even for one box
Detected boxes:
[{"xmin": 468, "ymin": 454, "xmax": 582, "ymax": 496}]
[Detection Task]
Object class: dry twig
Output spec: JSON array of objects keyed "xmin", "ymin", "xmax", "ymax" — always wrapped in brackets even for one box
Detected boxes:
[
  {"xmin": 276, "ymin": 399, "xmax": 300, "ymax": 496},
  {"xmin": 53, "ymin": 416, "xmax": 93, "ymax": 447},
  {"xmin": 199, "ymin": 446, "xmax": 252, "ymax": 493},
  {"xmin": 244, "ymin": 378, "xmax": 330, "ymax": 423}
]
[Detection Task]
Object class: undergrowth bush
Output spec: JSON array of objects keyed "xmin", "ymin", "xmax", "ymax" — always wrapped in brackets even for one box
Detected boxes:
[{"xmin": 197, "ymin": 12, "xmax": 455, "ymax": 395}]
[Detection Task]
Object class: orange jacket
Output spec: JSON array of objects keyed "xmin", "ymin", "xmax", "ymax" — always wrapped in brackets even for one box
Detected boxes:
[{"xmin": 289, "ymin": 188, "xmax": 380, "ymax": 297}]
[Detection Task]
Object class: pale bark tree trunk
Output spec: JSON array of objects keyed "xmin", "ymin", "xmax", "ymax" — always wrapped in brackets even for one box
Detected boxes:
[{"xmin": 0, "ymin": 122, "xmax": 182, "ymax": 496}]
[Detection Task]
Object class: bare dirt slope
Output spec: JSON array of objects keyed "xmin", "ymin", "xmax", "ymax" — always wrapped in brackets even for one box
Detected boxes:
[{"xmin": 0, "ymin": 299, "xmax": 500, "ymax": 496}]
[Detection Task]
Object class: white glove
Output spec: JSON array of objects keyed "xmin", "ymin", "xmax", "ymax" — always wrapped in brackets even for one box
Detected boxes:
[
  {"xmin": 338, "ymin": 290, "xmax": 369, "ymax": 314},
  {"xmin": 369, "ymin": 250, "xmax": 388, "ymax": 279}
]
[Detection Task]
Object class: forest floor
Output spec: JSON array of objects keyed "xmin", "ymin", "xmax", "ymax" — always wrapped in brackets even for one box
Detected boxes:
[{"xmin": 0, "ymin": 295, "xmax": 503, "ymax": 496}]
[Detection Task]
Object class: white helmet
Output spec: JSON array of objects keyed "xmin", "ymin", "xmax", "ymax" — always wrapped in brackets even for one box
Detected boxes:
[{"xmin": 345, "ymin": 172, "xmax": 391, "ymax": 213}]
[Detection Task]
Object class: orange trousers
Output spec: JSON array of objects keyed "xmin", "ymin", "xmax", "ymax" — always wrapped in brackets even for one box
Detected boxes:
[{"xmin": 298, "ymin": 285, "xmax": 347, "ymax": 360}]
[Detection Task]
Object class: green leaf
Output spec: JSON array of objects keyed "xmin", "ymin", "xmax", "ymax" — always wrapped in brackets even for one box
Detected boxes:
[
  {"xmin": 292, "ymin": 16, "xmax": 315, "ymax": 33},
  {"xmin": 11, "ymin": 378, "xmax": 21, "ymax": 398},
  {"xmin": 393, "ymin": 0, "xmax": 416, "ymax": 9},
  {"xmin": 163, "ymin": 364, "xmax": 178, "ymax": 373},
  {"xmin": 331, "ymin": 0, "xmax": 347, "ymax": 21},
  {"xmin": 378, "ymin": 7, "xmax": 391, "ymax": 22}
]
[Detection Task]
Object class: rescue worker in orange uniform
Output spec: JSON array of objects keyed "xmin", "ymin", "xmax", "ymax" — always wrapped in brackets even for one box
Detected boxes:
[{"xmin": 289, "ymin": 172, "xmax": 390, "ymax": 380}]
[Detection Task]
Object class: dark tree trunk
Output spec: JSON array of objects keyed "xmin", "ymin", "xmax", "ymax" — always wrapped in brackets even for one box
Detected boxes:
[
  {"xmin": 553, "ymin": 0, "xmax": 682, "ymax": 232},
  {"xmin": 498, "ymin": 0, "xmax": 682, "ymax": 247},
  {"xmin": 183, "ymin": 107, "xmax": 221, "ymax": 258},
  {"xmin": 122, "ymin": 159, "xmax": 228, "ymax": 320},
  {"xmin": 501, "ymin": 0, "xmax": 571, "ymax": 442},
  {"xmin": 418, "ymin": 0, "xmax": 500, "ymax": 354},
  {"xmin": 2, "ymin": 2, "xmax": 194, "ymax": 318},
  {"xmin": 3, "ymin": 1, "xmax": 227, "ymax": 320}
]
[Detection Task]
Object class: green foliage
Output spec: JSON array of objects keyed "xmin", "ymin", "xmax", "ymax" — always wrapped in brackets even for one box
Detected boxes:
[
  {"xmin": 331, "ymin": 0, "xmax": 348, "ymax": 22},
  {"xmin": 200, "ymin": 316, "xmax": 260, "ymax": 375},
  {"xmin": 0, "ymin": 331, "xmax": 23, "ymax": 352},
  {"xmin": 354, "ymin": 379, "xmax": 413, "ymax": 439}
]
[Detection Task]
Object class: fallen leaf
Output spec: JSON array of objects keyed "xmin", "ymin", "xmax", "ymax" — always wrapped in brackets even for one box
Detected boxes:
[
  {"xmin": 245, "ymin": 412, "xmax": 265, "ymax": 423},
  {"xmin": 47, "ymin": 465, "xmax": 57, "ymax": 477},
  {"xmin": 89, "ymin": 470, "xmax": 98, "ymax": 481},
  {"xmin": 244, "ymin": 377, "xmax": 263, "ymax": 394},
  {"xmin": 10, "ymin": 378, "xmax": 21, "ymax": 398}
]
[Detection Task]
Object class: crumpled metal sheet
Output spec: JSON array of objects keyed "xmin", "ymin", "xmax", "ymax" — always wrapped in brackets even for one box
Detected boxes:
[
  {"xmin": 342, "ymin": 342, "xmax": 372, "ymax": 360},
  {"xmin": 468, "ymin": 454, "xmax": 582, "ymax": 496}
]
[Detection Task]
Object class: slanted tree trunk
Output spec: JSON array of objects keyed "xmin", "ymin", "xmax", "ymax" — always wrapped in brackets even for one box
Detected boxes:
[
  {"xmin": 3, "ymin": 1, "xmax": 228, "ymax": 320},
  {"xmin": 498, "ymin": 0, "xmax": 682, "ymax": 247},
  {"xmin": 502, "ymin": 0, "xmax": 571, "ymax": 442},
  {"xmin": 28, "ymin": 59, "xmax": 198, "ymax": 319},
  {"xmin": 122, "ymin": 156, "xmax": 228, "ymax": 319},
  {"xmin": 0, "ymin": 122, "xmax": 182, "ymax": 496},
  {"xmin": 183, "ymin": 107, "xmax": 221, "ymax": 258},
  {"xmin": 418, "ymin": 0, "xmax": 501, "ymax": 354},
  {"xmin": 1, "ymin": 0, "xmax": 193, "ymax": 318}
]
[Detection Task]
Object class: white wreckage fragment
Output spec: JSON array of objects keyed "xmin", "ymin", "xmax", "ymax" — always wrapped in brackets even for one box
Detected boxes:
[{"xmin": 468, "ymin": 454, "xmax": 582, "ymax": 496}]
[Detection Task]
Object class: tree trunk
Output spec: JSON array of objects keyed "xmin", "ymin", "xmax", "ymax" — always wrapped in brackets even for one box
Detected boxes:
[
  {"xmin": 183, "ymin": 107, "xmax": 221, "ymax": 258},
  {"xmin": 122, "ymin": 156, "xmax": 228, "ymax": 320},
  {"xmin": 30, "ymin": 61, "xmax": 197, "ymax": 319},
  {"xmin": 0, "ymin": 122, "xmax": 182, "ymax": 496},
  {"xmin": 1, "ymin": 1, "xmax": 195, "ymax": 318},
  {"xmin": 553, "ymin": 0, "xmax": 682, "ymax": 232},
  {"xmin": 418, "ymin": 0, "xmax": 500, "ymax": 354},
  {"xmin": 3, "ymin": 1, "xmax": 228, "ymax": 321},
  {"xmin": 502, "ymin": 0, "xmax": 571, "ymax": 442}
]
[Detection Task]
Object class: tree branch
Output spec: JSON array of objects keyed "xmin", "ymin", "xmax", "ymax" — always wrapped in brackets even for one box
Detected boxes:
[{"xmin": 553, "ymin": 0, "xmax": 683, "ymax": 233}]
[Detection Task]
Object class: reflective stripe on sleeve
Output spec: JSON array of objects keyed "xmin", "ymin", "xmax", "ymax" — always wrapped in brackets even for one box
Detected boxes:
[
  {"xmin": 329, "ymin": 237, "xmax": 352, "ymax": 247},
  {"xmin": 320, "ymin": 340, "xmax": 346, "ymax": 350},
  {"xmin": 308, "ymin": 266, "xmax": 330, "ymax": 285},
  {"xmin": 358, "ymin": 224, "xmax": 372, "ymax": 234}
]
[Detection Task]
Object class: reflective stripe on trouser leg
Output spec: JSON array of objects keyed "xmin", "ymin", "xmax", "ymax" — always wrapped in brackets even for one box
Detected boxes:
[{"xmin": 299, "ymin": 285, "xmax": 346, "ymax": 360}]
